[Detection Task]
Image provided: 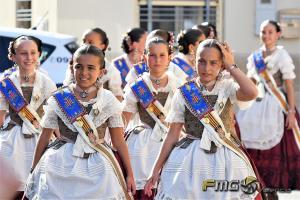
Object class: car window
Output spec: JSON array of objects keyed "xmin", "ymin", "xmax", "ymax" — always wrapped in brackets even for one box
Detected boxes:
[
  {"xmin": 0, "ymin": 36, "xmax": 14, "ymax": 72},
  {"xmin": 40, "ymin": 43, "xmax": 56, "ymax": 64},
  {"xmin": 65, "ymin": 41, "xmax": 79, "ymax": 54}
]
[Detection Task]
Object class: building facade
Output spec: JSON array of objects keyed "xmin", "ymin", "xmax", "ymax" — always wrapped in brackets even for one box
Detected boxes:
[{"xmin": 0, "ymin": 0, "xmax": 299, "ymax": 107}]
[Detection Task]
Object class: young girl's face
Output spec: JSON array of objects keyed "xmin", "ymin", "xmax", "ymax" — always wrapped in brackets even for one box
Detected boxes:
[
  {"xmin": 146, "ymin": 43, "xmax": 170, "ymax": 75},
  {"xmin": 196, "ymin": 47, "xmax": 222, "ymax": 84},
  {"xmin": 260, "ymin": 23, "xmax": 280, "ymax": 47},
  {"xmin": 73, "ymin": 54, "xmax": 103, "ymax": 89},
  {"xmin": 11, "ymin": 40, "xmax": 40, "ymax": 71},
  {"xmin": 190, "ymin": 34, "xmax": 206, "ymax": 53},
  {"xmin": 82, "ymin": 31, "xmax": 105, "ymax": 50},
  {"xmin": 132, "ymin": 33, "xmax": 147, "ymax": 55}
]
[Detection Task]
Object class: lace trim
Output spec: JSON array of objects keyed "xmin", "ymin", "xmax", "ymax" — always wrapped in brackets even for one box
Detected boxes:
[{"xmin": 43, "ymin": 89, "xmax": 123, "ymax": 131}]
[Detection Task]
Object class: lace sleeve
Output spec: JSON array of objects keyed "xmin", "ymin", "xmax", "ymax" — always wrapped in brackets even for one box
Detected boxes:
[
  {"xmin": 107, "ymin": 64, "xmax": 123, "ymax": 96},
  {"xmin": 224, "ymin": 79, "xmax": 239, "ymax": 104},
  {"xmin": 224, "ymin": 79, "xmax": 252, "ymax": 109},
  {"xmin": 122, "ymin": 86, "xmax": 138, "ymax": 114},
  {"xmin": 279, "ymin": 49, "xmax": 296, "ymax": 80},
  {"xmin": 166, "ymin": 89, "xmax": 185, "ymax": 123},
  {"xmin": 92, "ymin": 90, "xmax": 125, "ymax": 128},
  {"xmin": 108, "ymin": 113, "xmax": 124, "ymax": 128},
  {"xmin": 40, "ymin": 97, "xmax": 59, "ymax": 129}
]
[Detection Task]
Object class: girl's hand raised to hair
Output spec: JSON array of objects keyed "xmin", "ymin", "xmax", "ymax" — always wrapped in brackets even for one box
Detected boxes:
[{"xmin": 217, "ymin": 41, "xmax": 235, "ymax": 70}]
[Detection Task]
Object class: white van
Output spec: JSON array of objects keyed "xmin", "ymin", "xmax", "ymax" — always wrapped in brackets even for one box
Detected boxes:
[{"xmin": 0, "ymin": 27, "xmax": 78, "ymax": 85}]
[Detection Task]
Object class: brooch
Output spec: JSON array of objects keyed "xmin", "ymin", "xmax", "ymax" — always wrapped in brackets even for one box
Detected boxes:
[
  {"xmin": 33, "ymin": 95, "xmax": 40, "ymax": 102},
  {"xmin": 219, "ymin": 102, "xmax": 224, "ymax": 109},
  {"xmin": 93, "ymin": 109, "xmax": 99, "ymax": 116}
]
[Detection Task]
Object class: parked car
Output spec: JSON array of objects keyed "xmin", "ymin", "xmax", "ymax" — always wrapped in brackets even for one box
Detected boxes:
[{"xmin": 0, "ymin": 27, "xmax": 78, "ymax": 85}]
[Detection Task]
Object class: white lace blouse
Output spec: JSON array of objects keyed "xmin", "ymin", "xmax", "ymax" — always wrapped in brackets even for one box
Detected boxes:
[
  {"xmin": 247, "ymin": 46, "xmax": 296, "ymax": 83},
  {"xmin": 0, "ymin": 69, "xmax": 56, "ymax": 111},
  {"xmin": 123, "ymin": 72, "xmax": 182, "ymax": 114},
  {"xmin": 166, "ymin": 78, "xmax": 246, "ymax": 123},
  {"xmin": 41, "ymin": 86, "xmax": 124, "ymax": 131}
]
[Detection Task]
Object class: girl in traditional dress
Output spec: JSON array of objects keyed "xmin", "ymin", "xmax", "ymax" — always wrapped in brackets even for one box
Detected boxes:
[
  {"xmin": 236, "ymin": 20, "xmax": 300, "ymax": 199},
  {"xmin": 25, "ymin": 44, "xmax": 136, "ymax": 199},
  {"xmin": 168, "ymin": 29, "xmax": 205, "ymax": 82},
  {"xmin": 123, "ymin": 37, "xmax": 182, "ymax": 200},
  {"xmin": 64, "ymin": 27, "xmax": 123, "ymax": 101},
  {"xmin": 0, "ymin": 35, "xmax": 57, "ymax": 198},
  {"xmin": 111, "ymin": 28, "xmax": 147, "ymax": 89},
  {"xmin": 125, "ymin": 29, "xmax": 174, "ymax": 85},
  {"xmin": 144, "ymin": 39, "xmax": 262, "ymax": 199}
]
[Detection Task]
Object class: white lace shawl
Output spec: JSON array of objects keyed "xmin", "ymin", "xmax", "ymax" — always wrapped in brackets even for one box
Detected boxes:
[
  {"xmin": 247, "ymin": 46, "xmax": 296, "ymax": 83},
  {"xmin": 0, "ymin": 69, "xmax": 56, "ymax": 136},
  {"xmin": 0, "ymin": 69, "xmax": 56, "ymax": 111},
  {"xmin": 123, "ymin": 72, "xmax": 182, "ymax": 140},
  {"xmin": 41, "ymin": 87, "xmax": 124, "ymax": 157},
  {"xmin": 41, "ymin": 87, "xmax": 123, "ymax": 131},
  {"xmin": 166, "ymin": 78, "xmax": 248, "ymax": 123},
  {"xmin": 123, "ymin": 72, "xmax": 183, "ymax": 114}
]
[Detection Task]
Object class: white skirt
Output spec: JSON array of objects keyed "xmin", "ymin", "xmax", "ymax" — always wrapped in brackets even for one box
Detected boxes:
[
  {"xmin": 236, "ymin": 92, "xmax": 284, "ymax": 150},
  {"xmin": 126, "ymin": 127, "xmax": 164, "ymax": 190},
  {"xmin": 155, "ymin": 139, "xmax": 256, "ymax": 200},
  {"xmin": 0, "ymin": 126, "xmax": 38, "ymax": 190},
  {"xmin": 25, "ymin": 142, "xmax": 126, "ymax": 200}
]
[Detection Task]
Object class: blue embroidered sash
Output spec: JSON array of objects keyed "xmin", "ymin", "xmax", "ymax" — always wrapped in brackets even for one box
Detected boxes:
[
  {"xmin": 114, "ymin": 58, "xmax": 130, "ymax": 86},
  {"xmin": 53, "ymin": 87, "xmax": 86, "ymax": 123},
  {"xmin": 133, "ymin": 62, "xmax": 148, "ymax": 76},
  {"xmin": 171, "ymin": 57, "xmax": 197, "ymax": 79},
  {"xmin": 0, "ymin": 77, "xmax": 27, "ymax": 112},
  {"xmin": 253, "ymin": 50, "xmax": 266, "ymax": 74},
  {"xmin": 179, "ymin": 81, "xmax": 213, "ymax": 119},
  {"xmin": 131, "ymin": 77, "xmax": 155, "ymax": 108}
]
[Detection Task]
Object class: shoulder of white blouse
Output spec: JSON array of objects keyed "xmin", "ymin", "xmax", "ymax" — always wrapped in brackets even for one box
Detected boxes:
[
  {"xmin": 277, "ymin": 47, "xmax": 292, "ymax": 60},
  {"xmin": 39, "ymin": 75, "xmax": 57, "ymax": 97},
  {"xmin": 213, "ymin": 78, "xmax": 234, "ymax": 93},
  {"xmin": 46, "ymin": 95, "xmax": 58, "ymax": 106},
  {"xmin": 102, "ymin": 89, "xmax": 121, "ymax": 104},
  {"xmin": 102, "ymin": 90, "xmax": 122, "ymax": 113},
  {"xmin": 167, "ymin": 71, "xmax": 182, "ymax": 89}
]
